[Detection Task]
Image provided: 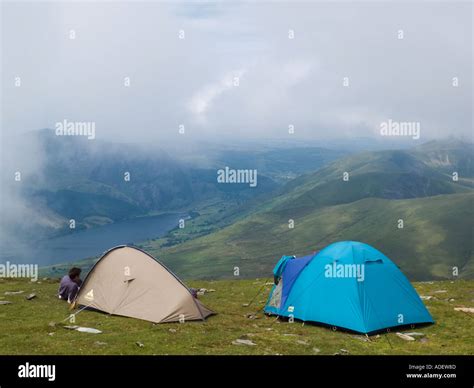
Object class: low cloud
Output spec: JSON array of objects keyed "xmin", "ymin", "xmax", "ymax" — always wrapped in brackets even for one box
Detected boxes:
[
  {"xmin": 1, "ymin": 2, "xmax": 471, "ymax": 142},
  {"xmin": 188, "ymin": 69, "xmax": 246, "ymax": 122}
]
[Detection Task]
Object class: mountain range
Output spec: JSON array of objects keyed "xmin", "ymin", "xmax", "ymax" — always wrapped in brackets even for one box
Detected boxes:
[
  {"xmin": 10, "ymin": 133, "xmax": 473, "ymax": 281},
  {"xmin": 145, "ymin": 139, "xmax": 473, "ymax": 280}
]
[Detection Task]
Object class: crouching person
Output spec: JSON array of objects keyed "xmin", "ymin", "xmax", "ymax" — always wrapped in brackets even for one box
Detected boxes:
[{"xmin": 58, "ymin": 267, "xmax": 82, "ymax": 307}]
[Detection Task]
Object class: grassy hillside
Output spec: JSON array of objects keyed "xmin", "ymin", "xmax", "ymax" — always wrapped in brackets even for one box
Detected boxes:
[
  {"xmin": 0, "ymin": 278, "xmax": 472, "ymax": 355},
  {"xmin": 269, "ymin": 147, "xmax": 472, "ymax": 214},
  {"xmin": 151, "ymin": 193, "xmax": 473, "ymax": 280},
  {"xmin": 139, "ymin": 141, "xmax": 473, "ymax": 280}
]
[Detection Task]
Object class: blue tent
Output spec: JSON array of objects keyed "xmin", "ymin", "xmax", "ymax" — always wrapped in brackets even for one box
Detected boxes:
[{"xmin": 264, "ymin": 241, "xmax": 434, "ymax": 334}]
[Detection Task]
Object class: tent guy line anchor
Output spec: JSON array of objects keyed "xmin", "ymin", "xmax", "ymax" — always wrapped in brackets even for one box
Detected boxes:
[{"xmin": 61, "ymin": 301, "xmax": 94, "ymax": 323}]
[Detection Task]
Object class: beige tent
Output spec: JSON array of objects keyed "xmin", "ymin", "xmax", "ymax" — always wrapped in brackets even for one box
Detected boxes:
[{"xmin": 75, "ymin": 245, "xmax": 214, "ymax": 323}]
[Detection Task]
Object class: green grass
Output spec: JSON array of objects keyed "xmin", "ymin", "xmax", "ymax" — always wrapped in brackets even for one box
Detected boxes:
[{"xmin": 0, "ymin": 278, "xmax": 472, "ymax": 355}]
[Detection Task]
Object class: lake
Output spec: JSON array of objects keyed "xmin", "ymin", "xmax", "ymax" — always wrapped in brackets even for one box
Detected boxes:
[{"xmin": 0, "ymin": 213, "xmax": 184, "ymax": 266}]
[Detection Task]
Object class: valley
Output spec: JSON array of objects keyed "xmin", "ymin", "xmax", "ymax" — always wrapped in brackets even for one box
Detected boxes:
[{"xmin": 37, "ymin": 138, "xmax": 474, "ymax": 282}]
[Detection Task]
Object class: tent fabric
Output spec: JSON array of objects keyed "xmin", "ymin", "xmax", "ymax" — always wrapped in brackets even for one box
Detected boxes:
[
  {"xmin": 272, "ymin": 255, "xmax": 294, "ymax": 279},
  {"xmin": 75, "ymin": 245, "xmax": 214, "ymax": 323},
  {"xmin": 279, "ymin": 254, "xmax": 314, "ymax": 309},
  {"xmin": 264, "ymin": 241, "xmax": 434, "ymax": 334}
]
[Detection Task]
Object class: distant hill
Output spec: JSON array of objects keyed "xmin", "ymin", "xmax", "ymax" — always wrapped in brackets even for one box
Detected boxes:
[
  {"xmin": 150, "ymin": 139, "xmax": 473, "ymax": 281},
  {"xmin": 413, "ymin": 138, "xmax": 474, "ymax": 177},
  {"xmin": 209, "ymin": 146, "xmax": 348, "ymax": 182}
]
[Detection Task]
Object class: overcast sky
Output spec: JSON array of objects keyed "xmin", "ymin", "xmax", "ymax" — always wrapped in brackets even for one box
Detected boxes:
[{"xmin": 1, "ymin": 1, "xmax": 472, "ymax": 143}]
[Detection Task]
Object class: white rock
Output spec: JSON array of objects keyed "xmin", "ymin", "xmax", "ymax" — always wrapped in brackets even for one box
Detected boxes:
[
  {"xmin": 296, "ymin": 340, "xmax": 309, "ymax": 346},
  {"xmin": 26, "ymin": 293, "xmax": 37, "ymax": 300},
  {"xmin": 76, "ymin": 327, "xmax": 102, "ymax": 334},
  {"xmin": 232, "ymin": 339, "xmax": 256, "ymax": 346},
  {"xmin": 396, "ymin": 332, "xmax": 415, "ymax": 341},
  {"xmin": 454, "ymin": 307, "xmax": 474, "ymax": 313},
  {"xmin": 63, "ymin": 325, "xmax": 102, "ymax": 334}
]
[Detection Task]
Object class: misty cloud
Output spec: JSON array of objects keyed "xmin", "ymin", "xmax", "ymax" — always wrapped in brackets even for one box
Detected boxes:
[{"xmin": 1, "ymin": 1, "xmax": 471, "ymax": 143}]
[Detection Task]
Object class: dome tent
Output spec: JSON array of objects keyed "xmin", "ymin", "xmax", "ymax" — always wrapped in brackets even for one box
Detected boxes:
[
  {"xmin": 75, "ymin": 245, "xmax": 214, "ymax": 323},
  {"xmin": 264, "ymin": 241, "xmax": 433, "ymax": 334}
]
